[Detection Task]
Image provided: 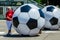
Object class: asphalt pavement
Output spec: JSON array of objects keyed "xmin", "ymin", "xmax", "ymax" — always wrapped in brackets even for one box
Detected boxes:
[{"xmin": 0, "ymin": 20, "xmax": 60, "ymax": 40}]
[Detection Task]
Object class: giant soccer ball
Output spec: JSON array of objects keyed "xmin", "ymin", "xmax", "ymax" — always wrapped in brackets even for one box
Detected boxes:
[
  {"xmin": 12, "ymin": 4, "xmax": 45, "ymax": 36},
  {"xmin": 42, "ymin": 5, "xmax": 60, "ymax": 30}
]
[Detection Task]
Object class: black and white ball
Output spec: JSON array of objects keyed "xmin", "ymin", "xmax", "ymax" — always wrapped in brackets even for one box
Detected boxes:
[
  {"xmin": 12, "ymin": 4, "xmax": 45, "ymax": 36},
  {"xmin": 42, "ymin": 5, "xmax": 60, "ymax": 30}
]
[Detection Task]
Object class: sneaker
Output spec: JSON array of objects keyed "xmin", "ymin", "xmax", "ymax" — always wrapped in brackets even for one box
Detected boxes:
[{"xmin": 6, "ymin": 33, "xmax": 11, "ymax": 36}]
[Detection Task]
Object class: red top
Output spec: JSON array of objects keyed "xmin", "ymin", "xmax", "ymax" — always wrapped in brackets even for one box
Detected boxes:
[{"xmin": 6, "ymin": 10, "xmax": 14, "ymax": 21}]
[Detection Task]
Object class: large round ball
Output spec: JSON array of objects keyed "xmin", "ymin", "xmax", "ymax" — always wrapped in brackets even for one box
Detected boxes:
[
  {"xmin": 12, "ymin": 4, "xmax": 45, "ymax": 36},
  {"xmin": 42, "ymin": 5, "xmax": 60, "ymax": 30}
]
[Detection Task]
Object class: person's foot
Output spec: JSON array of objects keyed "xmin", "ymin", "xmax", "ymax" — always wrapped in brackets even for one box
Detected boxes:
[
  {"xmin": 6, "ymin": 33, "xmax": 11, "ymax": 36},
  {"xmin": 6, "ymin": 30, "xmax": 11, "ymax": 36}
]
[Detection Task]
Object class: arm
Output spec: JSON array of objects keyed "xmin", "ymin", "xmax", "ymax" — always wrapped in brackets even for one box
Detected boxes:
[{"xmin": 6, "ymin": 16, "xmax": 12, "ymax": 20}]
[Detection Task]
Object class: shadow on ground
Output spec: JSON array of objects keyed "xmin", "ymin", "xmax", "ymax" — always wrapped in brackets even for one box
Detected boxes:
[
  {"xmin": 42, "ymin": 27, "xmax": 60, "ymax": 31},
  {"xmin": 3, "ymin": 34, "xmax": 39, "ymax": 38}
]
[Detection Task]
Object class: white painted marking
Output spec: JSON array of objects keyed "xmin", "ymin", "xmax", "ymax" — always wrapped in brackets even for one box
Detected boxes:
[
  {"xmin": 44, "ymin": 31, "xmax": 57, "ymax": 33},
  {"xmin": 0, "ymin": 32, "xmax": 5, "ymax": 34}
]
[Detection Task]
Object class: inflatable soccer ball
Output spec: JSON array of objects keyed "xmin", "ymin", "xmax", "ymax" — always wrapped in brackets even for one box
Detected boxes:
[
  {"xmin": 12, "ymin": 4, "xmax": 45, "ymax": 36},
  {"xmin": 42, "ymin": 5, "xmax": 60, "ymax": 30}
]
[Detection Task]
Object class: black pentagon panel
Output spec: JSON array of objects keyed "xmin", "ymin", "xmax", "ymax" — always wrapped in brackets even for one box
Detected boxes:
[
  {"xmin": 13, "ymin": 17, "xmax": 19, "ymax": 28},
  {"xmin": 47, "ymin": 6, "xmax": 55, "ymax": 12},
  {"xmin": 49, "ymin": 17, "xmax": 58, "ymax": 25},
  {"xmin": 21, "ymin": 5, "xmax": 31, "ymax": 12},
  {"xmin": 27, "ymin": 18, "xmax": 37, "ymax": 30},
  {"xmin": 39, "ymin": 9, "xmax": 45, "ymax": 18}
]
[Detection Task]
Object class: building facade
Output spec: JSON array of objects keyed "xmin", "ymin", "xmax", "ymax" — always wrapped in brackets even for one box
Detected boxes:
[{"xmin": 0, "ymin": 0, "xmax": 27, "ymax": 19}]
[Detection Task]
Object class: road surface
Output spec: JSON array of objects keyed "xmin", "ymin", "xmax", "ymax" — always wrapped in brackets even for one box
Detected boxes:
[{"xmin": 0, "ymin": 20, "xmax": 60, "ymax": 40}]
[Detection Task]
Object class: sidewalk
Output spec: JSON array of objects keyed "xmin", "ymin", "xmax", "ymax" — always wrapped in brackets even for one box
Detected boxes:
[{"xmin": 0, "ymin": 20, "xmax": 60, "ymax": 40}]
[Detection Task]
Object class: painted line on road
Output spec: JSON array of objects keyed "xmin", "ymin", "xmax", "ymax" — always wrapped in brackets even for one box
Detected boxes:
[
  {"xmin": 44, "ymin": 31, "xmax": 57, "ymax": 33},
  {"xmin": 0, "ymin": 32, "xmax": 6, "ymax": 35}
]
